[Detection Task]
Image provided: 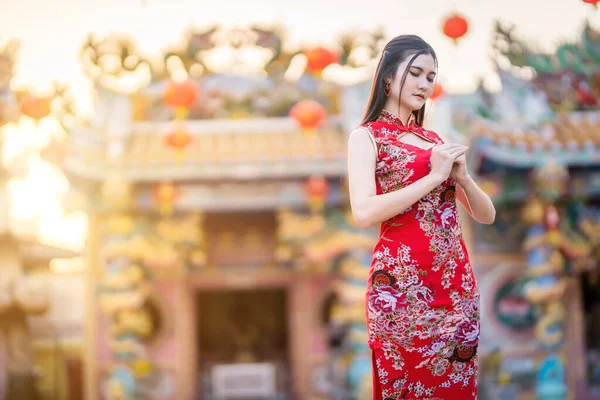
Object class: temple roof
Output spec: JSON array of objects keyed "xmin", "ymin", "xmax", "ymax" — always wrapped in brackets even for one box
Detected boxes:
[
  {"xmin": 63, "ymin": 117, "xmax": 347, "ymax": 182},
  {"xmin": 470, "ymin": 113, "xmax": 600, "ymax": 168}
]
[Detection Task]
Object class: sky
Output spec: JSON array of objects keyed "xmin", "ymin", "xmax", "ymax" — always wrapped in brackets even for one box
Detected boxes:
[{"xmin": 1, "ymin": 0, "xmax": 599, "ymax": 115}]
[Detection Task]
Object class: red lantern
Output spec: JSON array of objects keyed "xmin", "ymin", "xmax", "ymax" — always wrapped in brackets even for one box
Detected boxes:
[
  {"xmin": 303, "ymin": 47, "xmax": 338, "ymax": 75},
  {"xmin": 584, "ymin": 0, "xmax": 600, "ymax": 7},
  {"xmin": 430, "ymin": 83, "xmax": 444, "ymax": 100},
  {"xmin": 305, "ymin": 176, "xmax": 330, "ymax": 212},
  {"xmin": 442, "ymin": 13, "xmax": 469, "ymax": 44},
  {"xmin": 290, "ymin": 100, "xmax": 326, "ymax": 133},
  {"xmin": 163, "ymin": 79, "xmax": 199, "ymax": 110},
  {"xmin": 20, "ymin": 94, "xmax": 51, "ymax": 121},
  {"xmin": 155, "ymin": 181, "xmax": 179, "ymax": 215},
  {"xmin": 165, "ymin": 127, "xmax": 193, "ymax": 151}
]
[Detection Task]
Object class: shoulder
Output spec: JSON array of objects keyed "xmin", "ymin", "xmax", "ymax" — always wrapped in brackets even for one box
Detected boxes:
[
  {"xmin": 349, "ymin": 125, "xmax": 369, "ymax": 137},
  {"xmin": 348, "ymin": 125, "xmax": 375, "ymax": 146},
  {"xmin": 348, "ymin": 125, "xmax": 379, "ymax": 156}
]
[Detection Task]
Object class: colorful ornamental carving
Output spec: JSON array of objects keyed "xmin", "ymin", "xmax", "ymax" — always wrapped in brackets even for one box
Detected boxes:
[
  {"xmin": 99, "ymin": 214, "xmax": 204, "ymax": 399},
  {"xmin": 79, "ymin": 27, "xmax": 386, "ymax": 122},
  {"xmin": 493, "ymin": 21, "xmax": 600, "ymax": 112}
]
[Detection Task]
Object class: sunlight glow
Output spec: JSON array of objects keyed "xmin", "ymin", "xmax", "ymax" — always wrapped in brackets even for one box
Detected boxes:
[
  {"xmin": 50, "ymin": 257, "xmax": 85, "ymax": 274},
  {"xmin": 321, "ymin": 60, "xmax": 377, "ymax": 86},
  {"xmin": 1, "ymin": 117, "xmax": 87, "ymax": 252},
  {"xmin": 201, "ymin": 45, "xmax": 274, "ymax": 76}
]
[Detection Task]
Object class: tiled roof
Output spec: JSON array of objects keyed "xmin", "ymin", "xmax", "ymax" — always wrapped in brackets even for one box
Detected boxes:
[
  {"xmin": 470, "ymin": 113, "xmax": 600, "ymax": 167},
  {"xmin": 63, "ymin": 117, "xmax": 347, "ymax": 182}
]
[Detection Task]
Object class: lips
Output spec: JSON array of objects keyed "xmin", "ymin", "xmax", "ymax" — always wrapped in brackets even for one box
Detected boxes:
[{"xmin": 413, "ymin": 94, "xmax": 425, "ymax": 100}]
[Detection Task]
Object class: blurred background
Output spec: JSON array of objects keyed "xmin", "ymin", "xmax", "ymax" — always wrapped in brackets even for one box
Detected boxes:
[{"xmin": 0, "ymin": 0, "xmax": 599, "ymax": 399}]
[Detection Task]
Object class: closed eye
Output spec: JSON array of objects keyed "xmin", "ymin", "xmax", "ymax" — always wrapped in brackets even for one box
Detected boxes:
[
  {"xmin": 410, "ymin": 71, "xmax": 435, "ymax": 83},
  {"xmin": 410, "ymin": 66, "xmax": 436, "ymax": 83}
]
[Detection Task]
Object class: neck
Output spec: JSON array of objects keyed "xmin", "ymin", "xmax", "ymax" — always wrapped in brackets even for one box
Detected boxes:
[{"xmin": 383, "ymin": 100, "xmax": 413, "ymax": 125}]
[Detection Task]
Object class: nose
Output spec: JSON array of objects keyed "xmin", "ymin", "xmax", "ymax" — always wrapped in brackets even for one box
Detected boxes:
[{"xmin": 418, "ymin": 79, "xmax": 428, "ymax": 90}]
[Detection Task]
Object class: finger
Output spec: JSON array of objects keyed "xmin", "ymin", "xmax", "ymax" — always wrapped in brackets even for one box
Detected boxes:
[
  {"xmin": 435, "ymin": 144, "xmax": 461, "ymax": 153},
  {"xmin": 432, "ymin": 143, "xmax": 450, "ymax": 150},
  {"xmin": 449, "ymin": 146, "xmax": 468, "ymax": 154},
  {"xmin": 451, "ymin": 147, "xmax": 469, "ymax": 156},
  {"xmin": 442, "ymin": 144, "xmax": 466, "ymax": 152},
  {"xmin": 441, "ymin": 147, "xmax": 467, "ymax": 157},
  {"xmin": 449, "ymin": 148, "xmax": 468, "ymax": 158}
]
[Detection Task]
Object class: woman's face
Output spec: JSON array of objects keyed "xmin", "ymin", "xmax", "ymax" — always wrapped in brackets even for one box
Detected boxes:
[{"xmin": 388, "ymin": 53, "xmax": 437, "ymax": 112}]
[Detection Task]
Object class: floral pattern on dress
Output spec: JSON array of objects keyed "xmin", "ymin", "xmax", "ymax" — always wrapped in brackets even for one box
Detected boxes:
[
  {"xmin": 363, "ymin": 110, "xmax": 480, "ymax": 400},
  {"xmin": 416, "ymin": 185, "xmax": 466, "ymax": 289},
  {"xmin": 365, "ymin": 124, "xmax": 417, "ymax": 194}
]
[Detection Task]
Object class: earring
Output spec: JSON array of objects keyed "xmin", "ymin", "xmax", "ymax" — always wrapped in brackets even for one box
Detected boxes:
[{"xmin": 384, "ymin": 81, "xmax": 391, "ymax": 97}]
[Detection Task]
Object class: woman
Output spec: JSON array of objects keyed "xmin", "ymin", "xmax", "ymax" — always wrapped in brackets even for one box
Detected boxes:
[{"xmin": 347, "ymin": 35, "xmax": 496, "ymax": 399}]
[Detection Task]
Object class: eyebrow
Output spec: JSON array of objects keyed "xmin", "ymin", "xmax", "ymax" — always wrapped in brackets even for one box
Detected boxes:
[{"xmin": 410, "ymin": 66, "xmax": 436, "ymax": 75}]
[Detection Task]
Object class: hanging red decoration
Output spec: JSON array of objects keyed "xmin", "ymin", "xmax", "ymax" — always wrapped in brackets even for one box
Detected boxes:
[
  {"xmin": 306, "ymin": 175, "xmax": 329, "ymax": 197},
  {"xmin": 163, "ymin": 79, "xmax": 199, "ymax": 110},
  {"xmin": 303, "ymin": 47, "xmax": 339, "ymax": 75},
  {"xmin": 442, "ymin": 13, "xmax": 469, "ymax": 44},
  {"xmin": 165, "ymin": 126, "xmax": 193, "ymax": 151},
  {"xmin": 430, "ymin": 83, "xmax": 444, "ymax": 100},
  {"xmin": 155, "ymin": 181, "xmax": 179, "ymax": 215},
  {"xmin": 290, "ymin": 100, "xmax": 326, "ymax": 133},
  {"xmin": 583, "ymin": 0, "xmax": 600, "ymax": 7},
  {"xmin": 20, "ymin": 94, "xmax": 51, "ymax": 121},
  {"xmin": 305, "ymin": 176, "xmax": 330, "ymax": 212}
]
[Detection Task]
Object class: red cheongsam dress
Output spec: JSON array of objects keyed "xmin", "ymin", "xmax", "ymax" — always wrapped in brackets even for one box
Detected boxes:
[{"xmin": 363, "ymin": 110, "xmax": 480, "ymax": 400}]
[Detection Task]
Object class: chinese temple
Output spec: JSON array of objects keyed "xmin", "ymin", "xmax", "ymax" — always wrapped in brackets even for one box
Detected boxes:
[{"xmin": 58, "ymin": 27, "xmax": 383, "ymax": 399}]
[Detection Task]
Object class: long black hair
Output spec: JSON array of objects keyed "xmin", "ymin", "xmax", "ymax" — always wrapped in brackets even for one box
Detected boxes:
[{"xmin": 361, "ymin": 35, "xmax": 438, "ymax": 126}]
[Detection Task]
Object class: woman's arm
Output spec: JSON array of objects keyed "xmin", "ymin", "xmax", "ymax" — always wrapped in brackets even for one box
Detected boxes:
[
  {"xmin": 451, "ymin": 152, "xmax": 496, "ymax": 225},
  {"xmin": 456, "ymin": 175, "xmax": 496, "ymax": 224},
  {"xmin": 347, "ymin": 128, "xmax": 449, "ymax": 229}
]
